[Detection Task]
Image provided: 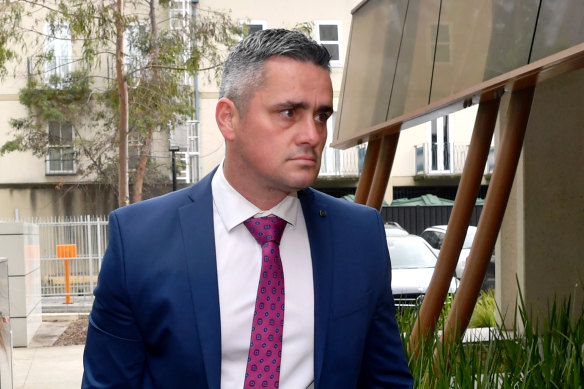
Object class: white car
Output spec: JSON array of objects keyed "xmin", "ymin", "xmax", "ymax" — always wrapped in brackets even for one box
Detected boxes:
[
  {"xmin": 384, "ymin": 221, "xmax": 409, "ymax": 237},
  {"xmin": 420, "ymin": 225, "xmax": 476, "ymax": 279},
  {"xmin": 419, "ymin": 225, "xmax": 495, "ymax": 290},
  {"xmin": 387, "ymin": 233, "xmax": 459, "ymax": 307}
]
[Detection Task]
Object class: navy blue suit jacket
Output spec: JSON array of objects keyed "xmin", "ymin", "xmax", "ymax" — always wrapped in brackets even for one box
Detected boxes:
[{"xmin": 82, "ymin": 171, "xmax": 413, "ymax": 388}]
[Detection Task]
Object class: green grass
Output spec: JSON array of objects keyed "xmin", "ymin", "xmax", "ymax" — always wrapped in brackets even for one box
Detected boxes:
[{"xmin": 397, "ymin": 289, "xmax": 584, "ymax": 388}]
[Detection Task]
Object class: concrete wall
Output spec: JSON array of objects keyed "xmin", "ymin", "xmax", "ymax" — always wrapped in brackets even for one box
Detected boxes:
[
  {"xmin": 0, "ymin": 223, "xmax": 42, "ymax": 347},
  {"xmin": 498, "ymin": 68, "xmax": 584, "ymax": 328},
  {"xmin": 0, "ymin": 184, "xmax": 117, "ymax": 220}
]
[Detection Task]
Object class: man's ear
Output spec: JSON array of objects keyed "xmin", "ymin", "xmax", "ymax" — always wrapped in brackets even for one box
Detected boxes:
[{"xmin": 216, "ymin": 97, "xmax": 239, "ymax": 141}]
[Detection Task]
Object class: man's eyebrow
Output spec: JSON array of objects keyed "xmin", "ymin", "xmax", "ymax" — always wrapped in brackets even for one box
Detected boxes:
[
  {"xmin": 272, "ymin": 101, "xmax": 333, "ymax": 113},
  {"xmin": 317, "ymin": 105, "xmax": 334, "ymax": 114},
  {"xmin": 272, "ymin": 101, "xmax": 309, "ymax": 110}
]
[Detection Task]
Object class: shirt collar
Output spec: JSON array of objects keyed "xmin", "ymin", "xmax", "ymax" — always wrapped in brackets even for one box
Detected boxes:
[{"xmin": 211, "ymin": 161, "xmax": 299, "ymax": 232}]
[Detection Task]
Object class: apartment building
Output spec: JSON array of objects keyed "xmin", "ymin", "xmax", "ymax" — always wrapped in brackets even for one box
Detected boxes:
[{"xmin": 0, "ymin": 0, "xmax": 482, "ymax": 218}]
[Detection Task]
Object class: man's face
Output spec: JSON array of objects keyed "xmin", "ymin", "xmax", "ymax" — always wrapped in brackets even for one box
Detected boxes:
[{"xmin": 223, "ymin": 56, "xmax": 333, "ymax": 203}]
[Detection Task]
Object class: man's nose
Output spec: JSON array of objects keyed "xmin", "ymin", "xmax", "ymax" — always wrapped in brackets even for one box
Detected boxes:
[{"xmin": 297, "ymin": 115, "xmax": 324, "ymax": 146}]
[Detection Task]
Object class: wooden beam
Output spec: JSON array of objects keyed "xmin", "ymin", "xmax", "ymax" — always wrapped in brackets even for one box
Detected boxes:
[
  {"xmin": 409, "ymin": 97, "xmax": 501, "ymax": 353},
  {"xmin": 366, "ymin": 131, "xmax": 400, "ymax": 210},
  {"xmin": 440, "ymin": 86, "xmax": 535, "ymax": 350},
  {"xmin": 353, "ymin": 138, "xmax": 381, "ymax": 205}
]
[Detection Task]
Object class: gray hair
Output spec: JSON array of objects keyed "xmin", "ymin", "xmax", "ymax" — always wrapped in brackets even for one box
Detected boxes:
[{"xmin": 219, "ymin": 28, "xmax": 331, "ymax": 115}]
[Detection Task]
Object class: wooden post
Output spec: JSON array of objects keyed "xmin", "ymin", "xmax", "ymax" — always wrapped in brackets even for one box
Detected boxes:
[
  {"xmin": 57, "ymin": 244, "xmax": 77, "ymax": 305},
  {"xmin": 366, "ymin": 130, "xmax": 400, "ymax": 210},
  {"xmin": 440, "ymin": 86, "xmax": 535, "ymax": 349},
  {"xmin": 354, "ymin": 138, "xmax": 381, "ymax": 204},
  {"xmin": 409, "ymin": 98, "xmax": 500, "ymax": 353}
]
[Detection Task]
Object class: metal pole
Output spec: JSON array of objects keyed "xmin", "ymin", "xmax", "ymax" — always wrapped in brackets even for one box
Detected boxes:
[
  {"xmin": 440, "ymin": 86, "xmax": 535, "ymax": 348},
  {"xmin": 87, "ymin": 215, "xmax": 94, "ymax": 295},
  {"xmin": 410, "ymin": 98, "xmax": 500, "ymax": 353},
  {"xmin": 171, "ymin": 149, "xmax": 177, "ymax": 191}
]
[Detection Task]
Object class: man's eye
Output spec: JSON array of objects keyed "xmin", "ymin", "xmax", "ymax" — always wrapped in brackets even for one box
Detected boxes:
[
  {"xmin": 315, "ymin": 112, "xmax": 331, "ymax": 123},
  {"xmin": 281, "ymin": 109, "xmax": 294, "ymax": 118}
]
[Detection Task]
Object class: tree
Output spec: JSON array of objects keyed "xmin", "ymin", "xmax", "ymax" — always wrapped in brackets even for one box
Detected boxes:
[{"xmin": 1, "ymin": 0, "xmax": 240, "ymax": 206}]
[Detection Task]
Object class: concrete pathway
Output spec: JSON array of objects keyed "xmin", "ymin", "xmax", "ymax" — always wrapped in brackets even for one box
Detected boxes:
[
  {"xmin": 12, "ymin": 345, "xmax": 84, "ymax": 389},
  {"xmin": 11, "ymin": 316, "xmax": 85, "ymax": 389}
]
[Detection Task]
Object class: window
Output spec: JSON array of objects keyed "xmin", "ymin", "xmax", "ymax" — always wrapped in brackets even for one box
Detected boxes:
[
  {"xmin": 169, "ymin": 0, "xmax": 192, "ymax": 85},
  {"xmin": 314, "ymin": 21, "xmax": 342, "ymax": 66},
  {"xmin": 124, "ymin": 22, "xmax": 148, "ymax": 76},
  {"xmin": 431, "ymin": 24, "xmax": 451, "ymax": 63},
  {"xmin": 420, "ymin": 230, "xmax": 445, "ymax": 250},
  {"xmin": 44, "ymin": 23, "xmax": 72, "ymax": 85},
  {"xmin": 46, "ymin": 122, "xmax": 76, "ymax": 175},
  {"xmin": 169, "ymin": 0, "xmax": 190, "ymax": 30},
  {"xmin": 240, "ymin": 20, "xmax": 267, "ymax": 36},
  {"xmin": 428, "ymin": 115, "xmax": 452, "ymax": 173},
  {"xmin": 169, "ymin": 120, "xmax": 200, "ymax": 183},
  {"xmin": 319, "ymin": 111, "xmax": 343, "ymax": 176}
]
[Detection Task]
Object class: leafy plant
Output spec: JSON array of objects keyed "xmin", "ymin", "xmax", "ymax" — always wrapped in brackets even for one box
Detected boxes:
[
  {"xmin": 397, "ymin": 286, "xmax": 584, "ymax": 388},
  {"xmin": 469, "ymin": 289, "xmax": 496, "ymax": 328}
]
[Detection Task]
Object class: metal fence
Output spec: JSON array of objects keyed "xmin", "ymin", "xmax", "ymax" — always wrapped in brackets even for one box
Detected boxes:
[
  {"xmin": 15, "ymin": 206, "xmax": 479, "ymax": 309},
  {"xmin": 381, "ymin": 205, "xmax": 484, "ymax": 236},
  {"xmin": 32, "ymin": 215, "xmax": 108, "ymax": 308}
]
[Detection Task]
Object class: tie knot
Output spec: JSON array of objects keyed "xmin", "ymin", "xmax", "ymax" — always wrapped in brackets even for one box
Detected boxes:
[{"xmin": 243, "ymin": 216, "xmax": 286, "ymax": 246}]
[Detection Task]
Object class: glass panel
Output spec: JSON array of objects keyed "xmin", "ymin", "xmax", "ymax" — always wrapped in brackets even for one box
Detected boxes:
[
  {"xmin": 429, "ymin": 0, "xmax": 539, "ymax": 103},
  {"xmin": 387, "ymin": 0, "xmax": 440, "ymax": 120},
  {"xmin": 531, "ymin": 0, "xmax": 584, "ymax": 61},
  {"xmin": 334, "ymin": 0, "xmax": 408, "ymax": 143},
  {"xmin": 61, "ymin": 123, "xmax": 73, "ymax": 143},
  {"xmin": 63, "ymin": 148, "xmax": 75, "ymax": 172},
  {"xmin": 48, "ymin": 148, "xmax": 62, "ymax": 172},
  {"xmin": 319, "ymin": 25, "xmax": 338, "ymax": 41},
  {"xmin": 48, "ymin": 122, "xmax": 60, "ymax": 145},
  {"xmin": 438, "ymin": 24, "xmax": 449, "ymax": 42},
  {"xmin": 323, "ymin": 43, "xmax": 340, "ymax": 61}
]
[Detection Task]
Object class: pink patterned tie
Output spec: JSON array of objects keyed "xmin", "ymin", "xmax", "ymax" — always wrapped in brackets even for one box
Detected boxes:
[{"xmin": 243, "ymin": 216, "xmax": 287, "ymax": 388}]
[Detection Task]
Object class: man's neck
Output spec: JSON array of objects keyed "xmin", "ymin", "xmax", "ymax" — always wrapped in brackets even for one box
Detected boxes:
[{"xmin": 222, "ymin": 162, "xmax": 293, "ymax": 211}]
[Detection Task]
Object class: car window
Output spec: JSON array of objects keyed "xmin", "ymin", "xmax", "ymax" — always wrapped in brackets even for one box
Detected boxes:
[
  {"xmin": 387, "ymin": 237, "xmax": 438, "ymax": 269},
  {"xmin": 420, "ymin": 231, "xmax": 445, "ymax": 250}
]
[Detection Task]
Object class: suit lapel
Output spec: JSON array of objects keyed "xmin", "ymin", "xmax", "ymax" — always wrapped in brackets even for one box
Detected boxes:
[
  {"xmin": 179, "ymin": 172, "xmax": 221, "ymax": 389},
  {"xmin": 299, "ymin": 189, "xmax": 334, "ymax": 386}
]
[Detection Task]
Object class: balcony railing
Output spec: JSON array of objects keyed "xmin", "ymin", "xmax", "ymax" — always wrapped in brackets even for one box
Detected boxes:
[
  {"xmin": 28, "ymin": 56, "xmax": 86, "ymax": 88},
  {"xmin": 415, "ymin": 143, "xmax": 494, "ymax": 176},
  {"xmin": 319, "ymin": 144, "xmax": 365, "ymax": 177}
]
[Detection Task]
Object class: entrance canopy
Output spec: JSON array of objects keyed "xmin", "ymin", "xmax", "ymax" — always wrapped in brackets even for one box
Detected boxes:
[{"xmin": 333, "ymin": 0, "xmax": 584, "ymax": 149}]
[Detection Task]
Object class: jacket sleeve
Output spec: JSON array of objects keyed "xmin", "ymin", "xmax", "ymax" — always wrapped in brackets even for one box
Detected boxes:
[
  {"xmin": 357, "ymin": 212, "xmax": 413, "ymax": 389},
  {"xmin": 82, "ymin": 211, "xmax": 146, "ymax": 388}
]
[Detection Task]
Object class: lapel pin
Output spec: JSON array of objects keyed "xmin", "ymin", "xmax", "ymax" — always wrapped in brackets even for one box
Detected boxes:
[{"xmin": 319, "ymin": 210, "xmax": 326, "ymax": 217}]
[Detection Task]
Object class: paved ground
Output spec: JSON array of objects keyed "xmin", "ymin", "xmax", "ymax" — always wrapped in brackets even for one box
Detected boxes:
[
  {"xmin": 13, "ymin": 345, "xmax": 84, "ymax": 389},
  {"xmin": 12, "ymin": 317, "xmax": 85, "ymax": 389}
]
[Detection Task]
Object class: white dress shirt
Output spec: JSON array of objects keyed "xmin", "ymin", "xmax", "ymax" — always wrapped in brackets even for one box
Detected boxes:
[{"xmin": 212, "ymin": 164, "xmax": 315, "ymax": 389}]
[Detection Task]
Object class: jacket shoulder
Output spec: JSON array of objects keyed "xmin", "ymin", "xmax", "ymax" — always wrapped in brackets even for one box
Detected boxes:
[{"xmin": 303, "ymin": 187, "xmax": 381, "ymax": 218}]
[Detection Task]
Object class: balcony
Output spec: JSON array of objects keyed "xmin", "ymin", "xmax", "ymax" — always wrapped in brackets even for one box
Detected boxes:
[
  {"xmin": 415, "ymin": 143, "xmax": 494, "ymax": 176},
  {"xmin": 27, "ymin": 56, "xmax": 86, "ymax": 88},
  {"xmin": 319, "ymin": 144, "xmax": 365, "ymax": 178}
]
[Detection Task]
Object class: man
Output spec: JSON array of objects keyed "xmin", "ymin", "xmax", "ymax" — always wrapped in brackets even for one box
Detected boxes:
[{"xmin": 82, "ymin": 29, "xmax": 413, "ymax": 388}]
